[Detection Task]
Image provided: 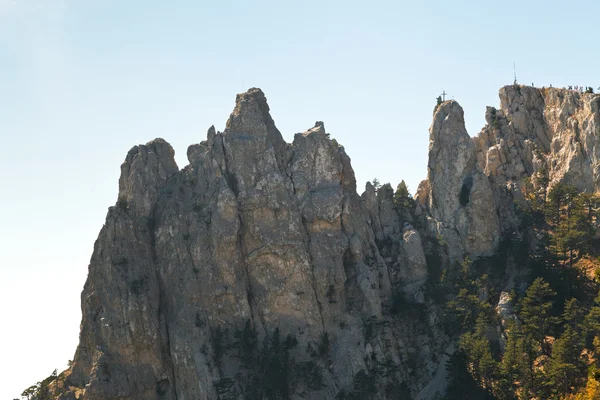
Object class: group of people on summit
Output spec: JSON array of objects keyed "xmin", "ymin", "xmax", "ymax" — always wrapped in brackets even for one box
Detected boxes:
[{"xmin": 532, "ymin": 83, "xmax": 596, "ymax": 93}]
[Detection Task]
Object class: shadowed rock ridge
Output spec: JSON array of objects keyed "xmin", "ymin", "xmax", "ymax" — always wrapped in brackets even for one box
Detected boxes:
[{"xmin": 51, "ymin": 85, "xmax": 600, "ymax": 399}]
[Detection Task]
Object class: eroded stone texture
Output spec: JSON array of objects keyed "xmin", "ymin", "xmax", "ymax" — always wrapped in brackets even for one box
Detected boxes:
[
  {"xmin": 425, "ymin": 101, "xmax": 500, "ymax": 260},
  {"xmin": 475, "ymin": 85, "xmax": 600, "ymax": 202},
  {"xmin": 60, "ymin": 89, "xmax": 449, "ymax": 400},
  {"xmin": 55, "ymin": 85, "xmax": 600, "ymax": 400}
]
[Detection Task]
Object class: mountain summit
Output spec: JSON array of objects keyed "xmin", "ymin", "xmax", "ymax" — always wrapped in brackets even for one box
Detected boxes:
[{"xmin": 36, "ymin": 85, "xmax": 600, "ymax": 399}]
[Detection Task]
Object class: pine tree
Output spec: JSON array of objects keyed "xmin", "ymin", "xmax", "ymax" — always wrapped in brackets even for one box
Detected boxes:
[
  {"xmin": 394, "ymin": 180, "xmax": 412, "ymax": 207},
  {"xmin": 543, "ymin": 326, "xmax": 585, "ymax": 397},
  {"xmin": 447, "ymin": 288, "xmax": 492, "ymax": 333},
  {"xmin": 563, "ymin": 298, "xmax": 584, "ymax": 330},
  {"xmin": 444, "ymin": 350, "xmax": 494, "ymax": 399},
  {"xmin": 546, "ymin": 184, "xmax": 576, "ymax": 226},
  {"xmin": 459, "ymin": 331, "xmax": 497, "ymax": 390},
  {"xmin": 553, "ymin": 205, "xmax": 593, "ymax": 267},
  {"xmin": 396, "ymin": 180, "xmax": 410, "ymax": 197},
  {"xmin": 520, "ymin": 278, "xmax": 559, "ymax": 353},
  {"xmin": 583, "ymin": 294, "xmax": 600, "ymax": 347},
  {"xmin": 543, "ymin": 185, "xmax": 595, "ymax": 267},
  {"xmin": 235, "ymin": 319, "xmax": 257, "ymax": 367},
  {"xmin": 371, "ymin": 178, "xmax": 381, "ymax": 190},
  {"xmin": 578, "ymin": 193, "xmax": 599, "ymax": 223},
  {"xmin": 497, "ymin": 322, "xmax": 528, "ymax": 399}
]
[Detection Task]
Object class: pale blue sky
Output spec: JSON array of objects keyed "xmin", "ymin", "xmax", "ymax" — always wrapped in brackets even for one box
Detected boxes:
[{"xmin": 2, "ymin": 0, "xmax": 599, "ymax": 398}]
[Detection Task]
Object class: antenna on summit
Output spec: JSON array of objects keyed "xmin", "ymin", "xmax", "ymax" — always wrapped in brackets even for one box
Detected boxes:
[{"xmin": 513, "ymin": 62, "xmax": 518, "ymax": 85}]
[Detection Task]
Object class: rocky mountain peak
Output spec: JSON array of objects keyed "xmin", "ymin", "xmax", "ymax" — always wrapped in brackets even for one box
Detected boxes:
[
  {"xmin": 118, "ymin": 138, "xmax": 178, "ymax": 217},
  {"xmin": 476, "ymin": 85, "xmax": 600, "ymax": 193},
  {"xmin": 424, "ymin": 99, "xmax": 500, "ymax": 260},
  {"xmin": 225, "ymin": 87, "xmax": 285, "ymax": 150},
  {"xmin": 40, "ymin": 85, "xmax": 600, "ymax": 400}
]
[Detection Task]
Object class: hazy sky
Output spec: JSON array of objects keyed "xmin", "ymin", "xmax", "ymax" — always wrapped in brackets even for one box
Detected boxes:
[{"xmin": 2, "ymin": 0, "xmax": 600, "ymax": 398}]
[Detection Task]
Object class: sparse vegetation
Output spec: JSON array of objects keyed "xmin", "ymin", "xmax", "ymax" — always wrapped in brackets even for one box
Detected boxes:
[
  {"xmin": 371, "ymin": 178, "xmax": 381, "ymax": 190},
  {"xmin": 209, "ymin": 321, "xmax": 329, "ymax": 399},
  {"xmin": 116, "ymin": 197, "xmax": 128, "ymax": 210},
  {"xmin": 20, "ymin": 369, "xmax": 60, "ymax": 400}
]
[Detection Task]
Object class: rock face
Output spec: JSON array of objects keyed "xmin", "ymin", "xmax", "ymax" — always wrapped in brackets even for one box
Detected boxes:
[
  {"xmin": 62, "ymin": 89, "xmax": 447, "ymax": 400},
  {"xmin": 475, "ymin": 86, "xmax": 600, "ymax": 192},
  {"xmin": 422, "ymin": 100, "xmax": 500, "ymax": 260},
  {"xmin": 56, "ymin": 85, "xmax": 600, "ymax": 400}
]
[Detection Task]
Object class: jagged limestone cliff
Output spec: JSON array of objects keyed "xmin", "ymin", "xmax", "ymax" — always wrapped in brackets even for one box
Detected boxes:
[{"xmin": 47, "ymin": 85, "xmax": 600, "ymax": 399}]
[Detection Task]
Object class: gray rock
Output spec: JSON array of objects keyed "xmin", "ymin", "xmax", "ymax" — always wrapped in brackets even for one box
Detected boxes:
[
  {"xmin": 426, "ymin": 100, "xmax": 500, "ymax": 260},
  {"xmin": 60, "ymin": 89, "xmax": 447, "ymax": 400},
  {"xmin": 52, "ymin": 85, "xmax": 600, "ymax": 400}
]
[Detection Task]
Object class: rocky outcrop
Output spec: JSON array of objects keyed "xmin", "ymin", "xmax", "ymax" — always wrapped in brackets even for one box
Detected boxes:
[
  {"xmin": 52, "ymin": 85, "xmax": 600, "ymax": 400},
  {"xmin": 60, "ymin": 88, "xmax": 449, "ymax": 400},
  {"xmin": 475, "ymin": 85, "xmax": 600, "ymax": 200},
  {"xmin": 418, "ymin": 100, "xmax": 500, "ymax": 261}
]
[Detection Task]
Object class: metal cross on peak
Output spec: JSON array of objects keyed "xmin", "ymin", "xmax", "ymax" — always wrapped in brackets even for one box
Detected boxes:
[{"xmin": 442, "ymin": 90, "xmax": 448, "ymax": 102}]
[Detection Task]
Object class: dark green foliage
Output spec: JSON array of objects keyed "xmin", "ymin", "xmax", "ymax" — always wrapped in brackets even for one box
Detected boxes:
[
  {"xmin": 21, "ymin": 369, "xmax": 59, "ymax": 400},
  {"xmin": 390, "ymin": 289, "xmax": 407, "ymax": 315},
  {"xmin": 546, "ymin": 183, "xmax": 573, "ymax": 225},
  {"xmin": 444, "ymin": 351, "xmax": 494, "ymax": 400},
  {"xmin": 284, "ymin": 333, "xmax": 298, "ymax": 350},
  {"xmin": 260, "ymin": 327, "xmax": 292, "ymax": 399},
  {"xmin": 385, "ymin": 381, "xmax": 412, "ymax": 399},
  {"xmin": 339, "ymin": 356, "xmax": 409, "ymax": 399},
  {"xmin": 212, "ymin": 326, "xmax": 225, "ymax": 370},
  {"xmin": 583, "ymin": 294, "xmax": 600, "ymax": 347},
  {"xmin": 395, "ymin": 180, "xmax": 410, "ymax": 198},
  {"xmin": 438, "ymin": 183, "xmax": 600, "ymax": 399},
  {"xmin": 214, "ymin": 377, "xmax": 238, "ymax": 399},
  {"xmin": 296, "ymin": 361, "xmax": 326, "ymax": 390},
  {"xmin": 394, "ymin": 180, "xmax": 412, "ymax": 208},
  {"xmin": 219, "ymin": 322, "xmax": 326, "ymax": 399},
  {"xmin": 318, "ymin": 332, "xmax": 330, "ymax": 356},
  {"xmin": 497, "ymin": 322, "xmax": 529, "ymax": 398},
  {"xmin": 459, "ymin": 330, "xmax": 497, "ymax": 389},
  {"xmin": 446, "ymin": 287, "xmax": 493, "ymax": 334},
  {"xmin": 363, "ymin": 316, "xmax": 389, "ymax": 342},
  {"xmin": 128, "ymin": 278, "xmax": 145, "ymax": 295},
  {"xmin": 347, "ymin": 370, "xmax": 377, "ymax": 400},
  {"xmin": 233, "ymin": 319, "xmax": 257, "ymax": 367},
  {"xmin": 543, "ymin": 184, "xmax": 596, "ymax": 268},
  {"xmin": 562, "ymin": 298, "xmax": 584, "ymax": 329},
  {"xmin": 371, "ymin": 177, "xmax": 381, "ymax": 190},
  {"xmin": 21, "ymin": 386, "xmax": 38, "ymax": 400},
  {"xmin": 542, "ymin": 326, "xmax": 586, "ymax": 397},
  {"xmin": 116, "ymin": 197, "xmax": 128, "ymax": 210},
  {"xmin": 519, "ymin": 278, "xmax": 559, "ymax": 351},
  {"xmin": 160, "ymin": 185, "xmax": 174, "ymax": 196}
]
